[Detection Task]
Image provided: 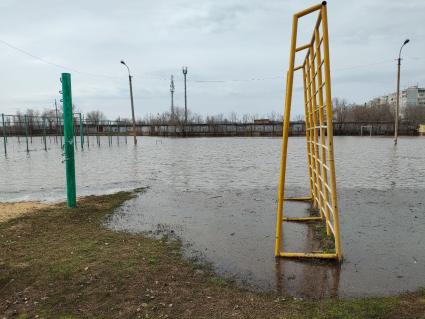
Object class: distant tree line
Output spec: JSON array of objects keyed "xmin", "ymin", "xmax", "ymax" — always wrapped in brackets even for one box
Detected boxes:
[
  {"xmin": 5, "ymin": 107, "xmax": 283, "ymax": 126},
  {"xmin": 332, "ymin": 98, "xmax": 425, "ymax": 124},
  {"xmin": 133, "ymin": 107, "xmax": 284, "ymax": 125},
  {"xmin": 82, "ymin": 107, "xmax": 284, "ymax": 126},
  {"xmin": 6, "ymin": 99, "xmax": 425, "ymax": 127}
]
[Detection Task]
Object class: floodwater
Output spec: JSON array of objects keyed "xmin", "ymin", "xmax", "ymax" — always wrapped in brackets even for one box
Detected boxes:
[{"xmin": 1, "ymin": 136, "xmax": 424, "ymax": 298}]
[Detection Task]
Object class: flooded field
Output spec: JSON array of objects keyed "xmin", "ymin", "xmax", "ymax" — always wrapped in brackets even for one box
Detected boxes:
[{"xmin": 1, "ymin": 136, "xmax": 424, "ymax": 298}]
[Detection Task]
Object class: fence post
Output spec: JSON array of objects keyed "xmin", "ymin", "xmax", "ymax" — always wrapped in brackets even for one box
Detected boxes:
[
  {"xmin": 25, "ymin": 115, "xmax": 29, "ymax": 152},
  {"xmin": 43, "ymin": 117, "xmax": 47, "ymax": 151},
  {"xmin": 2, "ymin": 114, "xmax": 6, "ymax": 155},
  {"xmin": 79, "ymin": 113, "xmax": 84, "ymax": 150},
  {"xmin": 39, "ymin": 120, "xmax": 43, "ymax": 142},
  {"xmin": 117, "ymin": 121, "xmax": 119, "ymax": 145},
  {"xmin": 61, "ymin": 73, "xmax": 77, "ymax": 208},
  {"xmin": 108, "ymin": 121, "xmax": 112, "ymax": 146},
  {"xmin": 74, "ymin": 117, "xmax": 77, "ymax": 149},
  {"xmin": 4, "ymin": 115, "xmax": 8, "ymax": 144},
  {"xmin": 87, "ymin": 120, "xmax": 90, "ymax": 148},
  {"xmin": 17, "ymin": 117, "xmax": 20, "ymax": 143},
  {"xmin": 96, "ymin": 124, "xmax": 100, "ymax": 146},
  {"xmin": 54, "ymin": 99, "xmax": 59, "ymax": 144}
]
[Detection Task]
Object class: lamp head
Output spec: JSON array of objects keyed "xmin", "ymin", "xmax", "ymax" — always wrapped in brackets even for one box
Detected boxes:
[
  {"xmin": 403, "ymin": 39, "xmax": 410, "ymax": 45},
  {"xmin": 182, "ymin": 66, "xmax": 188, "ymax": 74},
  {"xmin": 120, "ymin": 60, "xmax": 126, "ymax": 65}
]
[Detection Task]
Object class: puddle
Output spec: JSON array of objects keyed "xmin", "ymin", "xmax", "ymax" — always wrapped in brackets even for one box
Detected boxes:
[{"xmin": 109, "ymin": 185, "xmax": 425, "ymax": 298}]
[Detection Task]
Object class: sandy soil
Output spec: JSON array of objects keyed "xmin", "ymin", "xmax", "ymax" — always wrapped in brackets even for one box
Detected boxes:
[{"xmin": 0, "ymin": 201, "xmax": 49, "ymax": 223}]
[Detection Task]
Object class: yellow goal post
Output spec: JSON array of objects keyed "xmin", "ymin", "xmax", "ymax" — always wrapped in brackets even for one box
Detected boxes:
[{"xmin": 274, "ymin": 2, "xmax": 342, "ymax": 262}]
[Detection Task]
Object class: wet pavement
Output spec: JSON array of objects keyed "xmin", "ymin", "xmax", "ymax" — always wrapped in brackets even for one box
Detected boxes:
[{"xmin": 1, "ymin": 136, "xmax": 425, "ymax": 298}]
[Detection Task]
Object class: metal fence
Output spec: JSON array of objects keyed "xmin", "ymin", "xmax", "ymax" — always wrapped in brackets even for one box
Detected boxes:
[{"xmin": 1, "ymin": 112, "xmax": 421, "ymax": 155}]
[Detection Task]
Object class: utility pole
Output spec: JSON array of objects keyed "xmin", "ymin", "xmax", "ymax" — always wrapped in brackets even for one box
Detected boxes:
[
  {"xmin": 394, "ymin": 39, "xmax": 410, "ymax": 145},
  {"xmin": 182, "ymin": 66, "xmax": 188, "ymax": 125},
  {"xmin": 121, "ymin": 60, "xmax": 137, "ymax": 145},
  {"xmin": 170, "ymin": 75, "xmax": 175, "ymax": 119}
]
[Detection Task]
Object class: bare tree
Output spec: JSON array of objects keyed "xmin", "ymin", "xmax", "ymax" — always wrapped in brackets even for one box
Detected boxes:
[
  {"xmin": 86, "ymin": 110, "xmax": 107, "ymax": 125},
  {"xmin": 229, "ymin": 112, "xmax": 239, "ymax": 123},
  {"xmin": 241, "ymin": 113, "xmax": 250, "ymax": 124},
  {"xmin": 293, "ymin": 114, "xmax": 304, "ymax": 122},
  {"xmin": 332, "ymin": 98, "xmax": 350, "ymax": 122},
  {"xmin": 404, "ymin": 105, "xmax": 425, "ymax": 124},
  {"xmin": 268, "ymin": 111, "xmax": 282, "ymax": 122},
  {"xmin": 190, "ymin": 113, "xmax": 203, "ymax": 124}
]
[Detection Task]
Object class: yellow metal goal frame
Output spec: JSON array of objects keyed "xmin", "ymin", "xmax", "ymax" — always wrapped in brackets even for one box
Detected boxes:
[{"xmin": 275, "ymin": 2, "xmax": 342, "ymax": 261}]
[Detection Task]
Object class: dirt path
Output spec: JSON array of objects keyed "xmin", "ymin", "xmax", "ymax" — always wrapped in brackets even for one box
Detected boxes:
[{"xmin": 0, "ymin": 201, "xmax": 49, "ymax": 223}]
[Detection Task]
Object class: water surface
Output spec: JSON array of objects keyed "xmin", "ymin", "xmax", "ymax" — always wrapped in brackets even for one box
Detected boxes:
[{"xmin": 1, "ymin": 136, "xmax": 424, "ymax": 298}]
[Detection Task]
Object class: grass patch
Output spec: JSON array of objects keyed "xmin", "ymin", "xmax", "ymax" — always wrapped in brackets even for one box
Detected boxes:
[
  {"xmin": 1, "ymin": 191, "xmax": 424, "ymax": 318},
  {"xmin": 311, "ymin": 220, "xmax": 336, "ymax": 254}
]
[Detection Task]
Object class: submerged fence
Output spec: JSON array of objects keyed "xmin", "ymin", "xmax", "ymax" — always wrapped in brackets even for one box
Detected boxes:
[
  {"xmin": 0, "ymin": 112, "xmax": 421, "ymax": 154},
  {"xmin": 0, "ymin": 113, "xmax": 134, "ymax": 154},
  {"xmin": 122, "ymin": 121, "xmax": 419, "ymax": 137}
]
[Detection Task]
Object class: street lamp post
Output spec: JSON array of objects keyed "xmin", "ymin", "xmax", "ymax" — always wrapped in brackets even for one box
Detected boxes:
[
  {"xmin": 394, "ymin": 39, "xmax": 410, "ymax": 145},
  {"xmin": 182, "ymin": 66, "xmax": 188, "ymax": 125},
  {"xmin": 170, "ymin": 75, "xmax": 175, "ymax": 119},
  {"xmin": 121, "ymin": 60, "xmax": 137, "ymax": 145}
]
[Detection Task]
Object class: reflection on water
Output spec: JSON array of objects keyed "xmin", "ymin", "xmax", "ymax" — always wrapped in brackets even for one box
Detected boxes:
[
  {"xmin": 1, "ymin": 136, "xmax": 425, "ymax": 298},
  {"xmin": 275, "ymin": 259, "xmax": 341, "ymax": 299}
]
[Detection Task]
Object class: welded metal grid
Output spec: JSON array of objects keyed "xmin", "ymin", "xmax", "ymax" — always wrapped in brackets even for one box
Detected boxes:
[{"xmin": 275, "ymin": 2, "xmax": 342, "ymax": 261}]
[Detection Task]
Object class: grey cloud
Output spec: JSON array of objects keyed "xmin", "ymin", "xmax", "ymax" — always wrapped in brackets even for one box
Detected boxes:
[
  {"xmin": 171, "ymin": 2, "xmax": 251, "ymax": 34},
  {"xmin": 0, "ymin": 0, "xmax": 423, "ymax": 119}
]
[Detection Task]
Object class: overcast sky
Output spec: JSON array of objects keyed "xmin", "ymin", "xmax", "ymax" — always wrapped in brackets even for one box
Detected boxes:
[{"xmin": 0, "ymin": 0, "xmax": 424, "ymax": 120}]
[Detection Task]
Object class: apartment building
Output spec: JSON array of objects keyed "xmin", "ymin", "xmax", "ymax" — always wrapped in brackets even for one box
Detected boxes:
[{"xmin": 368, "ymin": 86, "xmax": 425, "ymax": 108}]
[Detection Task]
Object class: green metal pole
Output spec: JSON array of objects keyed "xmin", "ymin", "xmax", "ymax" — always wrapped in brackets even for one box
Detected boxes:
[
  {"xmin": 25, "ymin": 115, "xmax": 29, "ymax": 152},
  {"xmin": 62, "ymin": 73, "xmax": 77, "ymax": 208},
  {"xmin": 2, "ymin": 114, "xmax": 6, "ymax": 155},
  {"xmin": 79, "ymin": 113, "xmax": 84, "ymax": 150}
]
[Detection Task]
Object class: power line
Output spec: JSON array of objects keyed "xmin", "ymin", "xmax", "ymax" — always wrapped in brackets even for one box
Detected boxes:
[
  {"xmin": 0, "ymin": 38, "xmax": 421, "ymax": 84},
  {"xmin": 332, "ymin": 59, "xmax": 394, "ymax": 71},
  {"xmin": 0, "ymin": 39, "xmax": 280, "ymax": 82},
  {"xmin": 0, "ymin": 38, "xmax": 158, "ymax": 80},
  {"xmin": 0, "ymin": 39, "xmax": 117, "ymax": 78},
  {"xmin": 192, "ymin": 76, "xmax": 282, "ymax": 83}
]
